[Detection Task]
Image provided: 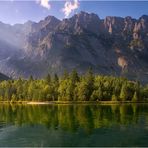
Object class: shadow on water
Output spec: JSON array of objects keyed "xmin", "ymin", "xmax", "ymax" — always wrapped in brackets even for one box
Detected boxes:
[{"xmin": 0, "ymin": 104, "xmax": 148, "ymax": 146}]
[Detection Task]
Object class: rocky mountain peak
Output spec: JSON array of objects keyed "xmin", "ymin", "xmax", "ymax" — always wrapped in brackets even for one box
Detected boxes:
[
  {"xmin": 32, "ymin": 15, "xmax": 61, "ymax": 33},
  {"xmin": 58, "ymin": 11, "xmax": 103, "ymax": 35},
  {"xmin": 75, "ymin": 11, "xmax": 100, "ymax": 21},
  {"xmin": 124, "ymin": 16, "xmax": 135, "ymax": 31},
  {"xmin": 44, "ymin": 15, "xmax": 61, "ymax": 26},
  {"xmin": 140, "ymin": 15, "xmax": 148, "ymax": 21},
  {"xmin": 104, "ymin": 16, "xmax": 124, "ymax": 34},
  {"xmin": 24, "ymin": 20, "xmax": 34, "ymax": 25}
]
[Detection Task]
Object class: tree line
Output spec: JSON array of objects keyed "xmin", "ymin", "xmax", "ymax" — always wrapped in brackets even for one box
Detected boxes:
[{"xmin": 0, "ymin": 69, "xmax": 148, "ymax": 102}]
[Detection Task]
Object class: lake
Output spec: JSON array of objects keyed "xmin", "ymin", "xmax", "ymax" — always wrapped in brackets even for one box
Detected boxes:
[{"xmin": 0, "ymin": 104, "xmax": 148, "ymax": 147}]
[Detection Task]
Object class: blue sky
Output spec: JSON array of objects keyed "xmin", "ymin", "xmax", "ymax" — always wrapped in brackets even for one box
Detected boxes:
[{"xmin": 0, "ymin": 1, "xmax": 148, "ymax": 25}]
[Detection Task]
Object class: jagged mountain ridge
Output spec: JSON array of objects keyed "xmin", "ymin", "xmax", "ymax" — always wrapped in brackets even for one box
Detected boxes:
[{"xmin": 0, "ymin": 11, "xmax": 148, "ymax": 82}]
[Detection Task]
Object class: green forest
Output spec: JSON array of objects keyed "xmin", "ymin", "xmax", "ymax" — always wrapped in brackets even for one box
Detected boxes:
[{"xmin": 0, "ymin": 69, "xmax": 148, "ymax": 102}]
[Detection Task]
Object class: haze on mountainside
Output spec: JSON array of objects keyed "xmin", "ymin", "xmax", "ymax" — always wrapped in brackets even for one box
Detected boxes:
[{"xmin": 0, "ymin": 1, "xmax": 148, "ymax": 83}]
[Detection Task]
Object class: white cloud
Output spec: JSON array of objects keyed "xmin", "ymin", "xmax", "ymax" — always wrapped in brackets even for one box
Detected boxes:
[
  {"xmin": 62, "ymin": 0, "xmax": 79, "ymax": 18},
  {"xmin": 37, "ymin": 0, "xmax": 51, "ymax": 10}
]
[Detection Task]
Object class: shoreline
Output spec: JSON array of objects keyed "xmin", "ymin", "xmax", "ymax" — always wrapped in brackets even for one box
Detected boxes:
[{"xmin": 0, "ymin": 101, "xmax": 148, "ymax": 105}]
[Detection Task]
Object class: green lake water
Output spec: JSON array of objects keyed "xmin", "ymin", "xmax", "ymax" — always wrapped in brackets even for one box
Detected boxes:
[{"xmin": 0, "ymin": 104, "xmax": 148, "ymax": 147}]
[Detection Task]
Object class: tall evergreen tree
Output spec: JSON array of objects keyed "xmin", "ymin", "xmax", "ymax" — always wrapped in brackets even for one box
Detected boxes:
[
  {"xmin": 70, "ymin": 69, "xmax": 79, "ymax": 83},
  {"xmin": 45, "ymin": 74, "xmax": 51, "ymax": 84},
  {"xmin": 132, "ymin": 91, "xmax": 138, "ymax": 102},
  {"xmin": 29, "ymin": 75, "xmax": 34, "ymax": 81},
  {"xmin": 120, "ymin": 83, "xmax": 128, "ymax": 101}
]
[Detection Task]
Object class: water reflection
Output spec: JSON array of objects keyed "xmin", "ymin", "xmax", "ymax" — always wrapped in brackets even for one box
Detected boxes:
[{"xmin": 0, "ymin": 104, "xmax": 148, "ymax": 133}]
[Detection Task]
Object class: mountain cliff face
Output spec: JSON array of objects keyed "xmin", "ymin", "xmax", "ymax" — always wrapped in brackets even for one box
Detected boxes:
[{"xmin": 0, "ymin": 11, "xmax": 148, "ymax": 82}]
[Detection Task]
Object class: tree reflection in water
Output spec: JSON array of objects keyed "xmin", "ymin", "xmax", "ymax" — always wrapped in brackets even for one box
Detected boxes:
[{"xmin": 0, "ymin": 104, "xmax": 148, "ymax": 134}]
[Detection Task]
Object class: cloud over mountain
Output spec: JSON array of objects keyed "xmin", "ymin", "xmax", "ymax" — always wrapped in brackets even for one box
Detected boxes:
[
  {"xmin": 62, "ymin": 0, "xmax": 79, "ymax": 17},
  {"xmin": 37, "ymin": 0, "xmax": 51, "ymax": 10}
]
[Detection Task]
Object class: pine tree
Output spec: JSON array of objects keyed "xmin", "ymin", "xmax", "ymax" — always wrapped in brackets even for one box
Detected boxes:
[
  {"xmin": 45, "ymin": 74, "xmax": 51, "ymax": 84},
  {"xmin": 53, "ymin": 73, "xmax": 59, "ymax": 84},
  {"xmin": 29, "ymin": 75, "xmax": 34, "ymax": 81},
  {"xmin": 70, "ymin": 69, "xmax": 79, "ymax": 83},
  {"xmin": 132, "ymin": 91, "xmax": 138, "ymax": 102},
  {"xmin": 120, "ymin": 83, "xmax": 128, "ymax": 101},
  {"xmin": 53, "ymin": 73, "xmax": 59, "ymax": 101},
  {"xmin": 62, "ymin": 70, "xmax": 69, "ymax": 80},
  {"xmin": 111, "ymin": 94, "xmax": 118, "ymax": 101},
  {"xmin": 84, "ymin": 68, "xmax": 95, "ymax": 100}
]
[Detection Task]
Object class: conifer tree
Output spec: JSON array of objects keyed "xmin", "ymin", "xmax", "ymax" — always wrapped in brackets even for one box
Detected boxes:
[
  {"xmin": 132, "ymin": 91, "xmax": 138, "ymax": 102},
  {"xmin": 120, "ymin": 83, "xmax": 128, "ymax": 101},
  {"xmin": 45, "ymin": 74, "xmax": 51, "ymax": 84}
]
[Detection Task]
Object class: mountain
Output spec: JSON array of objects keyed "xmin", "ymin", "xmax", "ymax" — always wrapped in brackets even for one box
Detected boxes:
[
  {"xmin": 0, "ymin": 73, "xmax": 9, "ymax": 81},
  {"xmin": 0, "ymin": 11, "xmax": 148, "ymax": 83}
]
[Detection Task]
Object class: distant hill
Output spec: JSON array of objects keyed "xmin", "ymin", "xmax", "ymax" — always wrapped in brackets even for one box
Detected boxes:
[{"xmin": 0, "ymin": 73, "xmax": 9, "ymax": 81}]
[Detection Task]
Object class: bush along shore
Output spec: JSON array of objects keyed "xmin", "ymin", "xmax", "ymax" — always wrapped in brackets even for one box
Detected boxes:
[{"xmin": 0, "ymin": 69, "xmax": 148, "ymax": 103}]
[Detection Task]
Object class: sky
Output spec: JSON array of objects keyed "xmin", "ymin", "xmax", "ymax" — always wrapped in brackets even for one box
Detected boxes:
[{"xmin": 0, "ymin": 0, "xmax": 148, "ymax": 25}]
